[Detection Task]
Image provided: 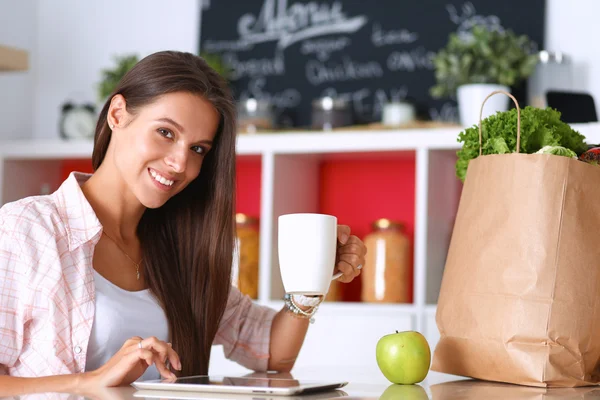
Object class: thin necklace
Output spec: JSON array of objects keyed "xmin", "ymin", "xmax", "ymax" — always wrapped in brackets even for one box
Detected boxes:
[{"xmin": 102, "ymin": 230, "xmax": 143, "ymax": 280}]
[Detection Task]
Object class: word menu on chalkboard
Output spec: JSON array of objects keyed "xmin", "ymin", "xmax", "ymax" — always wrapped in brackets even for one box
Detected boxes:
[{"xmin": 199, "ymin": 1, "xmax": 545, "ymax": 127}]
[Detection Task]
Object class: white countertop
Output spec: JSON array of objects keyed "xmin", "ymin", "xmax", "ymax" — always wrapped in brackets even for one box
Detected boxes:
[{"xmin": 9, "ymin": 366, "xmax": 600, "ymax": 399}]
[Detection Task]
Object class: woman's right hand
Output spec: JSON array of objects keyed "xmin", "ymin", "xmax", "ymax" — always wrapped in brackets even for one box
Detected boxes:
[{"xmin": 82, "ymin": 336, "xmax": 182, "ymax": 388}]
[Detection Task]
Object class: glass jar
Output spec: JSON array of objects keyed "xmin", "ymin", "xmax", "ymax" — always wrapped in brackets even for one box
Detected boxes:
[
  {"xmin": 361, "ymin": 218, "xmax": 411, "ymax": 303},
  {"xmin": 311, "ymin": 96, "xmax": 353, "ymax": 131},
  {"xmin": 236, "ymin": 98, "xmax": 275, "ymax": 134},
  {"xmin": 234, "ymin": 213, "xmax": 260, "ymax": 299}
]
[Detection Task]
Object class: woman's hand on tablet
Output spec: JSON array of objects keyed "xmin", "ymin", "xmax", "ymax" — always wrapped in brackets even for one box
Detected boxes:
[{"xmin": 82, "ymin": 336, "xmax": 181, "ymax": 388}]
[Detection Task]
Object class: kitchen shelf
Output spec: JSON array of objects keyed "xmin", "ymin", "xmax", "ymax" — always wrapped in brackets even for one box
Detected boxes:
[
  {"xmin": 2, "ymin": 122, "xmax": 600, "ymax": 373},
  {"xmin": 2, "ymin": 123, "xmax": 599, "ymax": 159}
]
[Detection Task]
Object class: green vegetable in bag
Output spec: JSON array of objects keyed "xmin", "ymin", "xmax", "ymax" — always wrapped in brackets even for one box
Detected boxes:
[
  {"xmin": 456, "ymin": 107, "xmax": 587, "ymax": 182},
  {"xmin": 535, "ymin": 145, "xmax": 578, "ymax": 159}
]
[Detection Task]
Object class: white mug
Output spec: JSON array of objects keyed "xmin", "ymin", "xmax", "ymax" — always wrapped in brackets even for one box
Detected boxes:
[{"xmin": 278, "ymin": 213, "xmax": 342, "ymax": 296}]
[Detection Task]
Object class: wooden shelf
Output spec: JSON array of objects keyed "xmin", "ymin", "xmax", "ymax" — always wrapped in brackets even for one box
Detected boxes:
[{"xmin": 0, "ymin": 45, "xmax": 28, "ymax": 72}]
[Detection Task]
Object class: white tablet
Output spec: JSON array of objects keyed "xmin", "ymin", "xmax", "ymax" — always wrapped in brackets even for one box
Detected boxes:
[
  {"xmin": 131, "ymin": 375, "xmax": 348, "ymax": 396},
  {"xmin": 133, "ymin": 387, "xmax": 348, "ymax": 400}
]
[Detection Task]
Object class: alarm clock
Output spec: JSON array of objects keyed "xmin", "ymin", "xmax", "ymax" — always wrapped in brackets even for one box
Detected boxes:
[{"xmin": 59, "ymin": 102, "xmax": 97, "ymax": 139}]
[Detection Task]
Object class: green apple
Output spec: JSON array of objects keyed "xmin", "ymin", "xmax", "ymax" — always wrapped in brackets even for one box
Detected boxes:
[
  {"xmin": 379, "ymin": 383, "xmax": 429, "ymax": 400},
  {"xmin": 376, "ymin": 330, "xmax": 431, "ymax": 384}
]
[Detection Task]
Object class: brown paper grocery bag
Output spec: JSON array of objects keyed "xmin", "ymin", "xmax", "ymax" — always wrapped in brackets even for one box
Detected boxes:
[
  {"xmin": 430, "ymin": 380, "xmax": 600, "ymax": 399},
  {"xmin": 431, "ymin": 91, "xmax": 600, "ymax": 387}
]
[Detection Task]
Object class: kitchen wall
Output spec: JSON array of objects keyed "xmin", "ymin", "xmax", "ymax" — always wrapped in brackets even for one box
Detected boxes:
[
  {"xmin": 0, "ymin": 0, "xmax": 37, "ymax": 140},
  {"xmin": 545, "ymin": 0, "xmax": 600, "ymax": 117},
  {"xmin": 33, "ymin": 0, "xmax": 201, "ymax": 139},
  {"xmin": 0, "ymin": 0, "xmax": 598, "ymax": 140}
]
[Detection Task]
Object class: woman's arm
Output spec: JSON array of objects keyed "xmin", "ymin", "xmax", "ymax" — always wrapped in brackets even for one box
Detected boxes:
[
  {"xmin": 0, "ymin": 336, "xmax": 180, "ymax": 397},
  {"xmin": 0, "ymin": 373, "xmax": 88, "ymax": 397},
  {"xmin": 213, "ymin": 287, "xmax": 277, "ymax": 372},
  {"xmin": 267, "ymin": 306, "xmax": 311, "ymax": 372}
]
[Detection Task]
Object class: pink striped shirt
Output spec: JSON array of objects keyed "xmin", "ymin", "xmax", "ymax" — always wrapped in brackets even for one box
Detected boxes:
[{"xmin": 0, "ymin": 172, "xmax": 276, "ymax": 377}]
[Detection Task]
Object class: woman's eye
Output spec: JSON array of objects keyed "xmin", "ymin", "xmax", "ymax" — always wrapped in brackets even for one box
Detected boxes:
[
  {"xmin": 158, "ymin": 128, "xmax": 173, "ymax": 139},
  {"xmin": 191, "ymin": 146, "xmax": 206, "ymax": 155}
]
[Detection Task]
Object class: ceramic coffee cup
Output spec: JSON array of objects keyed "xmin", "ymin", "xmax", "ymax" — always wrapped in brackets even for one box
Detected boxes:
[{"xmin": 278, "ymin": 213, "xmax": 342, "ymax": 296}]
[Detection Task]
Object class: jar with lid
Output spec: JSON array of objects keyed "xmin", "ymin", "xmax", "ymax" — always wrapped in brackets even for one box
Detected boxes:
[
  {"xmin": 236, "ymin": 97, "xmax": 275, "ymax": 134},
  {"xmin": 234, "ymin": 213, "xmax": 260, "ymax": 299},
  {"xmin": 311, "ymin": 96, "xmax": 353, "ymax": 131},
  {"xmin": 382, "ymin": 101, "xmax": 416, "ymax": 126},
  {"xmin": 361, "ymin": 218, "xmax": 411, "ymax": 303}
]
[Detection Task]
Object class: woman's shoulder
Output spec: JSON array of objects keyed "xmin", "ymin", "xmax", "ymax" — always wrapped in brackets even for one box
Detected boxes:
[
  {"xmin": 0, "ymin": 194, "xmax": 64, "ymax": 238},
  {"xmin": 2, "ymin": 173, "xmax": 101, "ymax": 252},
  {"xmin": 0, "ymin": 193, "xmax": 80, "ymax": 282}
]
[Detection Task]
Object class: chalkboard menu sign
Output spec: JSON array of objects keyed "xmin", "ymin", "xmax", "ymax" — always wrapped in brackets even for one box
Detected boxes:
[{"xmin": 199, "ymin": 1, "xmax": 545, "ymax": 127}]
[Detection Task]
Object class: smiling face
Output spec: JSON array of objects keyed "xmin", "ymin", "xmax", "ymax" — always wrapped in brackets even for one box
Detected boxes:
[{"xmin": 107, "ymin": 91, "xmax": 220, "ymax": 209}]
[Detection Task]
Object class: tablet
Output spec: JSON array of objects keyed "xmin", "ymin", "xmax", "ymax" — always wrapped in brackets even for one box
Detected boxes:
[
  {"xmin": 133, "ymin": 387, "xmax": 348, "ymax": 400},
  {"xmin": 131, "ymin": 375, "xmax": 348, "ymax": 396}
]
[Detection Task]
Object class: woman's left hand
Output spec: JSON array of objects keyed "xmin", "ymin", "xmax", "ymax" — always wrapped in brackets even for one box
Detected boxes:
[{"xmin": 335, "ymin": 225, "xmax": 367, "ymax": 283}]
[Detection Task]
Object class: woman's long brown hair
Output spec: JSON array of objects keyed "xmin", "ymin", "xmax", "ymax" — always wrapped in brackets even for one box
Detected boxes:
[{"xmin": 92, "ymin": 51, "xmax": 236, "ymax": 376}]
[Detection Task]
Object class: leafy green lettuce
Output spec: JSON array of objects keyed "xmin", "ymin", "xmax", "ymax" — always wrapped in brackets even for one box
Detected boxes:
[
  {"xmin": 535, "ymin": 145, "xmax": 578, "ymax": 159},
  {"xmin": 456, "ymin": 106, "xmax": 587, "ymax": 182}
]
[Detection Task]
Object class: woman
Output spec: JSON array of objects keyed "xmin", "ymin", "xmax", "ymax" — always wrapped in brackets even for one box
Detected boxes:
[{"xmin": 0, "ymin": 51, "xmax": 366, "ymax": 396}]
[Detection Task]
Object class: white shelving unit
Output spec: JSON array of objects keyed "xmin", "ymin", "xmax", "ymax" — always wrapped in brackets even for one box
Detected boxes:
[{"xmin": 2, "ymin": 122, "xmax": 600, "ymax": 374}]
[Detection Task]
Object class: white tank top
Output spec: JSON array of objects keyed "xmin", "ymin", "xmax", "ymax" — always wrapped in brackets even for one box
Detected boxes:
[{"xmin": 85, "ymin": 270, "xmax": 169, "ymax": 381}]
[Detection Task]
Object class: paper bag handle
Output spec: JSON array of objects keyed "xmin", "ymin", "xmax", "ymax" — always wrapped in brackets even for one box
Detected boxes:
[{"xmin": 478, "ymin": 90, "xmax": 521, "ymax": 156}]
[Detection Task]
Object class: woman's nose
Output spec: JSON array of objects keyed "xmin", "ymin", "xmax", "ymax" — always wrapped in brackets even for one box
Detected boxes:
[{"xmin": 165, "ymin": 148, "xmax": 187, "ymax": 173}]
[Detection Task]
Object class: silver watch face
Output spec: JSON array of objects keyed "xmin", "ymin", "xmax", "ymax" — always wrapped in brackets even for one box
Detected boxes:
[{"xmin": 292, "ymin": 294, "xmax": 323, "ymax": 307}]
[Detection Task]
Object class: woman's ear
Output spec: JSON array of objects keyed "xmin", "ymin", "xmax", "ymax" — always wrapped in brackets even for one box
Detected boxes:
[{"xmin": 107, "ymin": 94, "xmax": 128, "ymax": 129}]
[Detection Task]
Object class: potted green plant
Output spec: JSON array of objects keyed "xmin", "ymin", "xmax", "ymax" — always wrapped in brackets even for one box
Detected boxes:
[
  {"xmin": 200, "ymin": 51, "xmax": 230, "ymax": 80},
  {"xmin": 98, "ymin": 54, "xmax": 139, "ymax": 104},
  {"xmin": 430, "ymin": 25, "xmax": 538, "ymax": 127}
]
